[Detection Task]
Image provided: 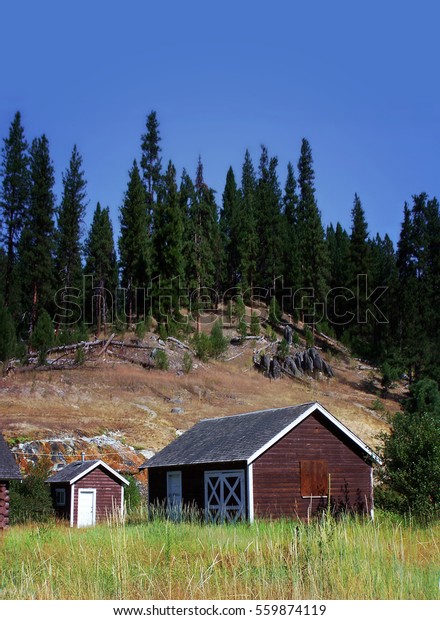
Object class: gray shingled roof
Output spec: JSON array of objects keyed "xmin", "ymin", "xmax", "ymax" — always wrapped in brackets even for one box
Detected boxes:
[
  {"xmin": 0, "ymin": 433, "xmax": 22, "ymax": 480},
  {"xmin": 143, "ymin": 402, "xmax": 315, "ymax": 468},
  {"xmin": 46, "ymin": 460, "xmax": 100, "ymax": 483}
]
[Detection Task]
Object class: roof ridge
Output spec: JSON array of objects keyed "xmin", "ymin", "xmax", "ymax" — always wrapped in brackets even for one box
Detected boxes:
[{"xmin": 200, "ymin": 401, "xmax": 317, "ymax": 423}]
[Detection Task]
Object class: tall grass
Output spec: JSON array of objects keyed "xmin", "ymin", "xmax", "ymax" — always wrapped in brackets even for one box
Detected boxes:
[{"xmin": 0, "ymin": 512, "xmax": 438, "ymax": 600}]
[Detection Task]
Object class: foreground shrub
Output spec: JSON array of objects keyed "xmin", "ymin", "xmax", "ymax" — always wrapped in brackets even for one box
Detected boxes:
[
  {"xmin": 378, "ymin": 379, "xmax": 440, "ymax": 520},
  {"xmin": 9, "ymin": 458, "xmax": 54, "ymax": 524}
]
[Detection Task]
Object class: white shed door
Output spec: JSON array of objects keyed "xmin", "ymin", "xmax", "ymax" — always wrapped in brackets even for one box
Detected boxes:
[
  {"xmin": 205, "ymin": 470, "xmax": 245, "ymax": 523},
  {"xmin": 77, "ymin": 489, "xmax": 96, "ymax": 527}
]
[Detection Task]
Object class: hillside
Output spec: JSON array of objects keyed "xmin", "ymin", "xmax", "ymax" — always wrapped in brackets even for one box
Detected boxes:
[{"xmin": 0, "ymin": 328, "xmax": 404, "ymax": 474}]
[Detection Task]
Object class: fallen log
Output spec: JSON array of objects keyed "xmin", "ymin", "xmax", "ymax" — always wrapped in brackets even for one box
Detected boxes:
[
  {"xmin": 46, "ymin": 340, "xmax": 104, "ymax": 354},
  {"xmin": 96, "ymin": 333, "xmax": 116, "ymax": 357},
  {"xmin": 166, "ymin": 337, "xmax": 195, "ymax": 355}
]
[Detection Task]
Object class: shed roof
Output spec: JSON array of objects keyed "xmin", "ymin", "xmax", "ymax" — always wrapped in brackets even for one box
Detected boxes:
[
  {"xmin": 46, "ymin": 459, "xmax": 129, "ymax": 486},
  {"xmin": 142, "ymin": 401, "xmax": 382, "ymax": 469},
  {"xmin": 0, "ymin": 433, "xmax": 22, "ymax": 480}
]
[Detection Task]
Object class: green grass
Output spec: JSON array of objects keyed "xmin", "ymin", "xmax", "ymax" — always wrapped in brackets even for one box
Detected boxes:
[{"xmin": 0, "ymin": 512, "xmax": 438, "ymax": 600}]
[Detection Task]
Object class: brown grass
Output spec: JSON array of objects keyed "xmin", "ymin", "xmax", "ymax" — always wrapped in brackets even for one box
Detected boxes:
[{"xmin": 0, "ymin": 337, "xmax": 400, "ymax": 456}]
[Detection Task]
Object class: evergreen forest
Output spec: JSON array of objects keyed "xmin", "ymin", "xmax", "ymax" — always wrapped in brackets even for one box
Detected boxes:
[{"xmin": 1, "ymin": 109, "xmax": 439, "ymax": 387}]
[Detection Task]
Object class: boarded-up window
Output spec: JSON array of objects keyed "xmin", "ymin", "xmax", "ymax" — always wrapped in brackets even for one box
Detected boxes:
[{"xmin": 300, "ymin": 460, "xmax": 328, "ymax": 497}]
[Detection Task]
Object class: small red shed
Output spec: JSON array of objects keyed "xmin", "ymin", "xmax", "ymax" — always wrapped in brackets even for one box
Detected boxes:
[
  {"xmin": 46, "ymin": 459, "xmax": 129, "ymax": 527},
  {"xmin": 142, "ymin": 402, "xmax": 382, "ymax": 522},
  {"xmin": 0, "ymin": 432, "xmax": 22, "ymax": 529}
]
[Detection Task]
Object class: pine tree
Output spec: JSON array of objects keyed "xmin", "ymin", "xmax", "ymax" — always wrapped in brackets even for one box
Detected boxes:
[
  {"xmin": 238, "ymin": 150, "xmax": 258, "ymax": 295},
  {"xmin": 18, "ymin": 135, "xmax": 56, "ymax": 333},
  {"xmin": 0, "ymin": 299, "xmax": 16, "ymax": 362},
  {"xmin": 30, "ymin": 309, "xmax": 54, "ymax": 364},
  {"xmin": 55, "ymin": 145, "xmax": 87, "ymax": 293},
  {"xmin": 219, "ymin": 166, "xmax": 241, "ymax": 288},
  {"xmin": 296, "ymin": 138, "xmax": 329, "ymax": 322},
  {"xmin": 326, "ymin": 222, "xmax": 351, "ymax": 335},
  {"xmin": 255, "ymin": 146, "xmax": 283, "ymax": 290},
  {"xmin": 186, "ymin": 157, "xmax": 218, "ymax": 330},
  {"xmin": 283, "ymin": 162, "xmax": 300, "ymax": 294},
  {"xmin": 0, "ymin": 111, "xmax": 29, "ymax": 307},
  {"xmin": 396, "ymin": 202, "xmax": 419, "ymax": 379},
  {"xmin": 179, "ymin": 168, "xmax": 194, "ymax": 293},
  {"xmin": 350, "ymin": 193, "xmax": 370, "ymax": 280},
  {"xmin": 372, "ymin": 233, "xmax": 398, "ymax": 362},
  {"xmin": 423, "ymin": 198, "xmax": 440, "ymax": 379},
  {"xmin": 118, "ymin": 160, "xmax": 150, "ymax": 326},
  {"xmin": 84, "ymin": 203, "xmax": 118, "ymax": 334},
  {"xmin": 152, "ymin": 161, "xmax": 185, "ymax": 317},
  {"xmin": 140, "ymin": 111, "xmax": 162, "ymax": 236}
]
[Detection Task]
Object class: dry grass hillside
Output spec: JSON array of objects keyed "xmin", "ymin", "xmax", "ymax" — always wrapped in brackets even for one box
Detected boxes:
[{"xmin": 0, "ymin": 326, "xmax": 405, "ymax": 474}]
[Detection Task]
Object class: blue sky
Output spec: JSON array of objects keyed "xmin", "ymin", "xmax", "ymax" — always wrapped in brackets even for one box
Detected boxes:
[{"xmin": 1, "ymin": 0, "xmax": 439, "ymax": 245}]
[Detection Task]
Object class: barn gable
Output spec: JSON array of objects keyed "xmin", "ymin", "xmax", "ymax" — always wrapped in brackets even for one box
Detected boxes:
[
  {"xmin": 143, "ymin": 402, "xmax": 381, "ymax": 469},
  {"xmin": 145, "ymin": 402, "xmax": 381, "ymax": 522},
  {"xmin": 46, "ymin": 459, "xmax": 129, "ymax": 527}
]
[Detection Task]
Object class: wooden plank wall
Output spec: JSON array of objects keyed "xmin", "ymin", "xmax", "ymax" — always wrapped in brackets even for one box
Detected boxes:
[
  {"xmin": 0, "ymin": 482, "xmax": 9, "ymax": 529},
  {"xmin": 72, "ymin": 467, "xmax": 122, "ymax": 524},
  {"xmin": 252, "ymin": 411, "xmax": 373, "ymax": 519},
  {"xmin": 148, "ymin": 461, "xmax": 248, "ymax": 518}
]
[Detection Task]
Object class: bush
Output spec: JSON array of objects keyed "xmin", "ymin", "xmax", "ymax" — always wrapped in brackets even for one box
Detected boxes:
[
  {"xmin": 155, "ymin": 349, "xmax": 169, "ymax": 370},
  {"xmin": 209, "ymin": 320, "xmax": 228, "ymax": 357},
  {"xmin": 265, "ymin": 326, "xmax": 277, "ymax": 342},
  {"xmin": 135, "ymin": 320, "xmax": 147, "ymax": 340},
  {"xmin": 31, "ymin": 310, "xmax": 54, "ymax": 364},
  {"xmin": 158, "ymin": 323, "xmax": 168, "ymax": 341},
  {"xmin": 182, "ymin": 351, "xmax": 193, "ymax": 374},
  {"xmin": 304, "ymin": 324, "xmax": 314, "ymax": 348},
  {"xmin": 381, "ymin": 362, "xmax": 399, "ymax": 391},
  {"xmin": 378, "ymin": 379, "xmax": 440, "ymax": 520},
  {"xmin": 9, "ymin": 458, "xmax": 54, "ymax": 524},
  {"xmin": 124, "ymin": 474, "xmax": 142, "ymax": 514},
  {"xmin": 238, "ymin": 317, "xmax": 247, "ymax": 339},
  {"xmin": 277, "ymin": 337, "xmax": 290, "ymax": 361},
  {"xmin": 192, "ymin": 332, "xmax": 211, "ymax": 362},
  {"xmin": 268, "ymin": 296, "xmax": 281, "ymax": 327},
  {"xmin": 234, "ymin": 296, "xmax": 246, "ymax": 323},
  {"xmin": 250, "ymin": 312, "xmax": 260, "ymax": 337}
]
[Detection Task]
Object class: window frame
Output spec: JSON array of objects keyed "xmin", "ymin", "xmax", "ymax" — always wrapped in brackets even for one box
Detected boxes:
[{"xmin": 55, "ymin": 487, "xmax": 66, "ymax": 506}]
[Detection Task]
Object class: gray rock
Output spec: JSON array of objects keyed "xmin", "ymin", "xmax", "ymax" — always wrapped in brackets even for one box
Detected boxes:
[
  {"xmin": 322, "ymin": 360, "xmax": 334, "ymax": 378},
  {"xmin": 309, "ymin": 348, "xmax": 323, "ymax": 371},
  {"xmin": 302, "ymin": 351, "xmax": 314, "ymax": 372},
  {"xmin": 171, "ymin": 407, "xmax": 184, "ymax": 414},
  {"xmin": 283, "ymin": 325, "xmax": 293, "ymax": 345},
  {"xmin": 270, "ymin": 358, "xmax": 282, "ymax": 379}
]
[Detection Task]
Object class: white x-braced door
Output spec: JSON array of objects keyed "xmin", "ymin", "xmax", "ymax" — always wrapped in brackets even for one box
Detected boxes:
[{"xmin": 204, "ymin": 470, "xmax": 245, "ymax": 523}]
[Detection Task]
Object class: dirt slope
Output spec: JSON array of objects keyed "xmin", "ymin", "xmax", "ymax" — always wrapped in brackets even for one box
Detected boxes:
[{"xmin": 0, "ymin": 332, "xmax": 403, "ymax": 473}]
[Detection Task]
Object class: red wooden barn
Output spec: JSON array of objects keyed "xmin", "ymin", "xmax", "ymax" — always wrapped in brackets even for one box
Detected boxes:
[
  {"xmin": 46, "ymin": 459, "xmax": 129, "ymax": 527},
  {"xmin": 0, "ymin": 432, "xmax": 22, "ymax": 529},
  {"xmin": 142, "ymin": 402, "xmax": 381, "ymax": 522}
]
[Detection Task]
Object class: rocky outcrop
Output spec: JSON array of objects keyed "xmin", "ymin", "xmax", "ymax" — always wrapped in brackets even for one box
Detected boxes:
[{"xmin": 254, "ymin": 346, "xmax": 334, "ymax": 380}]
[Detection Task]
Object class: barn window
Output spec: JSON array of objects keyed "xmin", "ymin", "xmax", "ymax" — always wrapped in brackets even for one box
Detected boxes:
[
  {"xmin": 300, "ymin": 460, "xmax": 328, "ymax": 497},
  {"xmin": 55, "ymin": 488, "xmax": 66, "ymax": 506}
]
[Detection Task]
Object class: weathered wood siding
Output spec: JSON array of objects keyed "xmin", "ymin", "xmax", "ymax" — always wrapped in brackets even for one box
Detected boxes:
[
  {"xmin": 148, "ymin": 461, "xmax": 248, "ymax": 517},
  {"xmin": 72, "ymin": 466, "xmax": 123, "ymax": 524},
  {"xmin": 0, "ymin": 482, "xmax": 10, "ymax": 529},
  {"xmin": 252, "ymin": 410, "xmax": 372, "ymax": 519}
]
